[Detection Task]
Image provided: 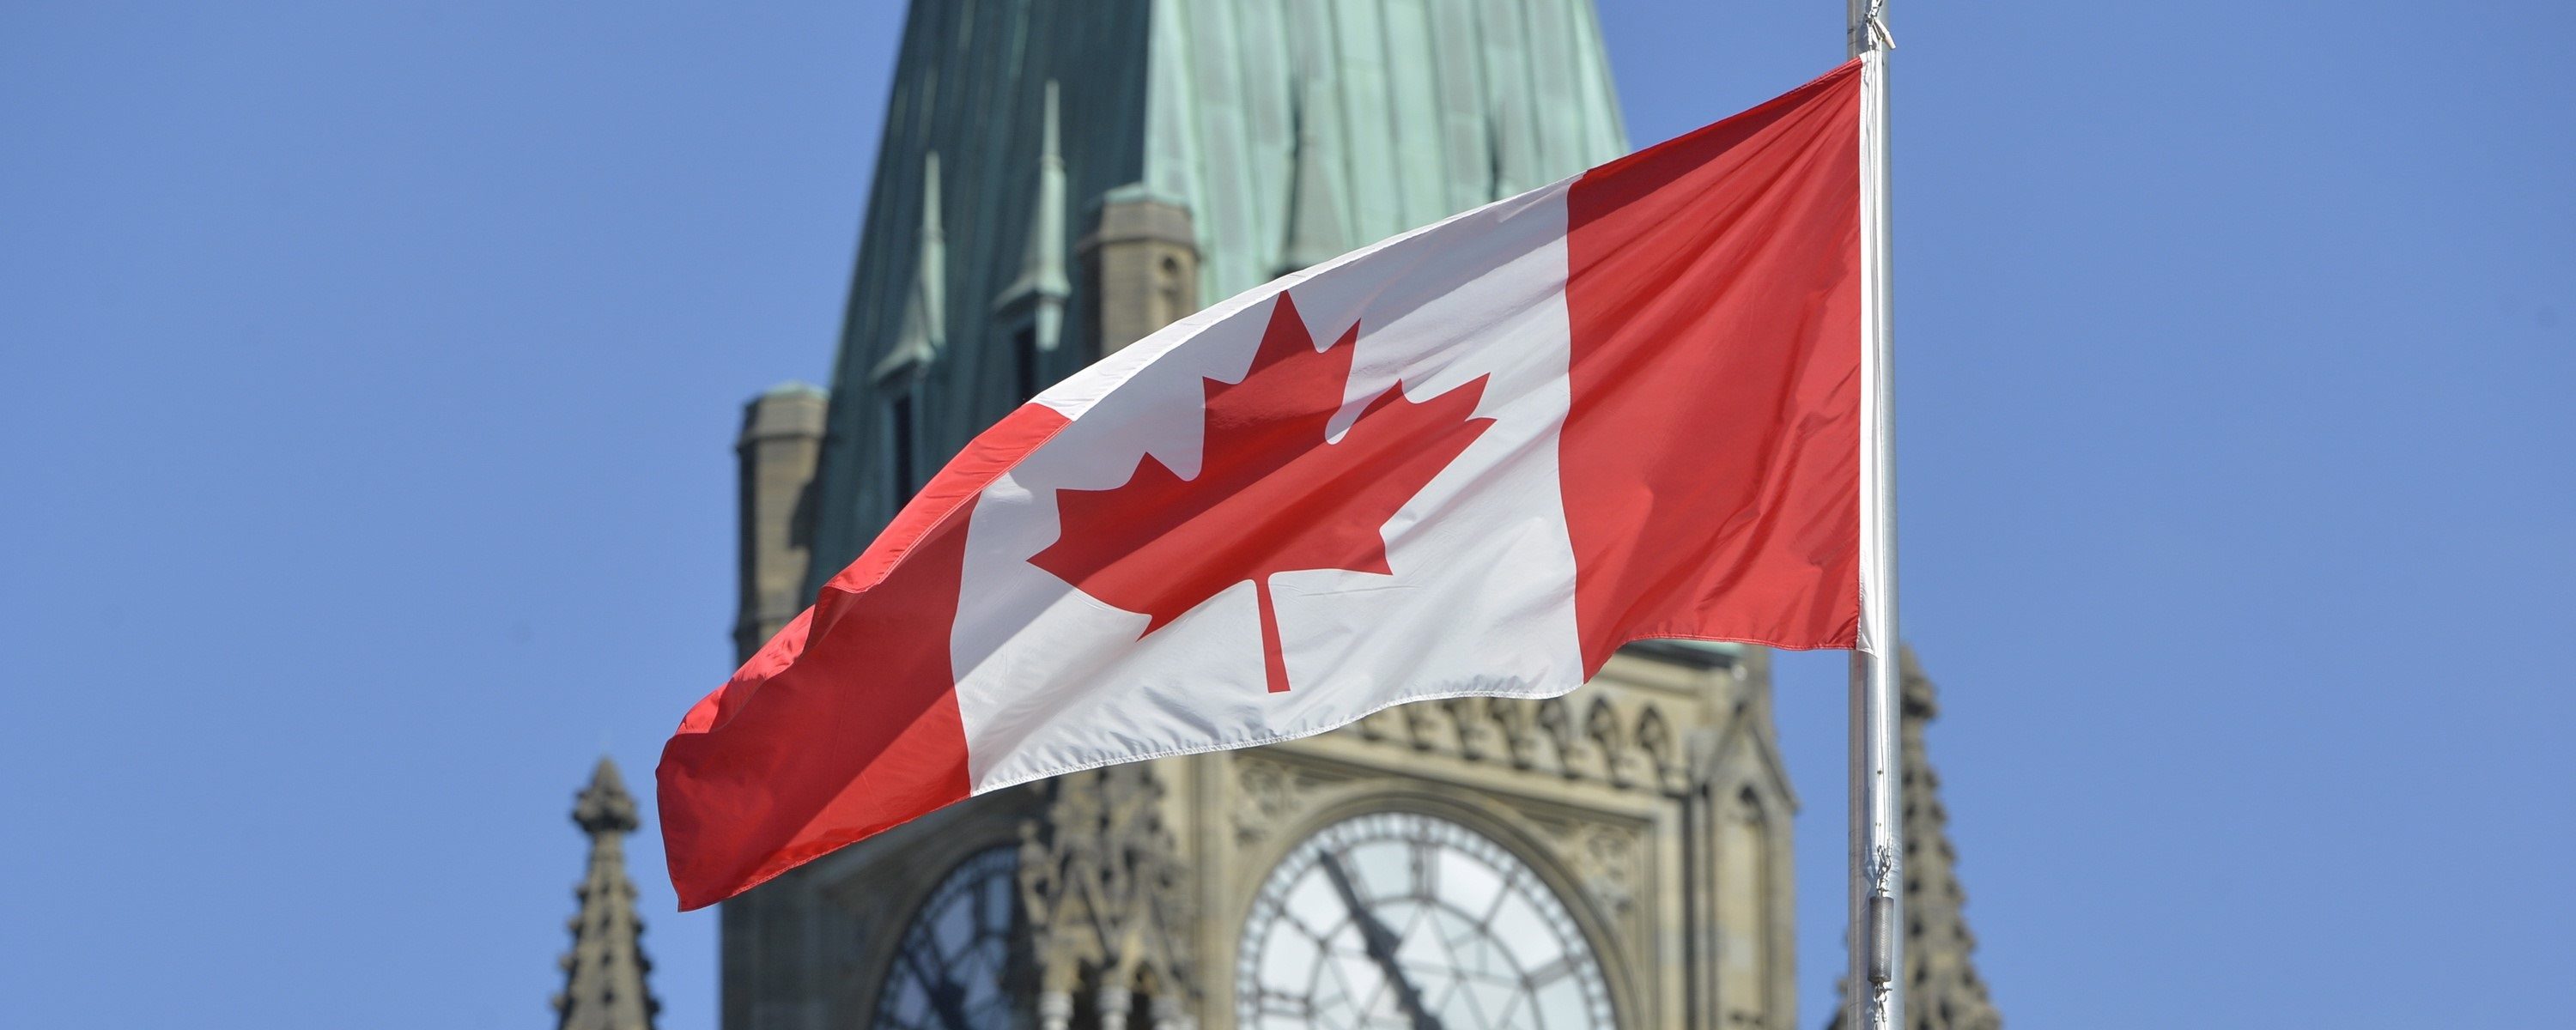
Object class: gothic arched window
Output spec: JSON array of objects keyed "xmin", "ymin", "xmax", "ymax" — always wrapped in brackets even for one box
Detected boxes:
[
  {"xmin": 887, "ymin": 389, "xmax": 919, "ymax": 507},
  {"xmin": 1151, "ymin": 255, "xmax": 1188, "ymax": 330},
  {"xmin": 1012, "ymin": 324, "xmax": 1040, "ymax": 402}
]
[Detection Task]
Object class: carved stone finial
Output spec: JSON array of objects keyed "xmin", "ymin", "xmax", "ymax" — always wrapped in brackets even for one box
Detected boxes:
[
  {"xmin": 573, "ymin": 756, "xmax": 639, "ymax": 835},
  {"xmin": 1584, "ymin": 696, "xmax": 1633, "ymax": 787},
  {"xmin": 555, "ymin": 758, "xmax": 659, "ymax": 1030},
  {"xmin": 1635, "ymin": 705, "xmax": 1683, "ymax": 791},
  {"xmin": 1489, "ymin": 698, "xmax": 1540, "ymax": 770},
  {"xmin": 1536, "ymin": 697, "xmax": 1579, "ymax": 777}
]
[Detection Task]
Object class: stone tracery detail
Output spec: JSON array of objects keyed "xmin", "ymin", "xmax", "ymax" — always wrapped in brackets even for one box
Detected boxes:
[
  {"xmin": 1403, "ymin": 702, "xmax": 1442, "ymax": 752},
  {"xmin": 1017, "ymin": 764, "xmax": 1197, "ymax": 1030},
  {"xmin": 1316, "ymin": 692, "xmax": 1694, "ymax": 795},
  {"xmin": 1489, "ymin": 697, "xmax": 1542, "ymax": 770},
  {"xmin": 1529, "ymin": 815, "xmax": 1648, "ymax": 930},
  {"xmin": 1537, "ymin": 697, "xmax": 1581, "ymax": 777},
  {"xmin": 1231, "ymin": 757, "xmax": 1326, "ymax": 846}
]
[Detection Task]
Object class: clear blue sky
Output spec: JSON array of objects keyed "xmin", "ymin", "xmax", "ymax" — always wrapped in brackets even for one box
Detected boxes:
[{"xmin": 3, "ymin": 3, "xmax": 2567, "ymax": 1027}]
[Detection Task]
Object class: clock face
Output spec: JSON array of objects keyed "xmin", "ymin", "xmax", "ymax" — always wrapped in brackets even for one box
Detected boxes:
[
  {"xmin": 871, "ymin": 846, "xmax": 1019, "ymax": 1030},
  {"xmin": 1237, "ymin": 811, "xmax": 1618, "ymax": 1030}
]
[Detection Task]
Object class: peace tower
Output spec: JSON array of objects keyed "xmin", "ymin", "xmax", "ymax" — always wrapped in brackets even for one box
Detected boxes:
[{"xmin": 683, "ymin": 3, "xmax": 1995, "ymax": 1029}]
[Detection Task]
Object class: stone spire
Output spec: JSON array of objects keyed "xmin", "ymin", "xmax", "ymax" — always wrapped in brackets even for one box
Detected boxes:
[
  {"xmin": 1830, "ymin": 648, "xmax": 2003, "ymax": 1030},
  {"xmin": 997, "ymin": 81, "xmax": 1072, "ymax": 353},
  {"xmin": 554, "ymin": 757, "xmax": 661, "ymax": 1030}
]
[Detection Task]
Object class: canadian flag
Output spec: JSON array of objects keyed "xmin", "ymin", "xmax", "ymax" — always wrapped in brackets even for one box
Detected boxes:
[{"xmin": 661, "ymin": 59, "xmax": 1873, "ymax": 909}]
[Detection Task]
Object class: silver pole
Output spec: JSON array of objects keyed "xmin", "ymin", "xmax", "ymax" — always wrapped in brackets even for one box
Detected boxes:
[{"xmin": 1845, "ymin": 3, "xmax": 1900, "ymax": 1030}]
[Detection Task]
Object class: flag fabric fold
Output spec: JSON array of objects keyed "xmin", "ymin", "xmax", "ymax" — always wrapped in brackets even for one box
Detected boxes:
[{"xmin": 660, "ymin": 60, "xmax": 1867, "ymax": 910}]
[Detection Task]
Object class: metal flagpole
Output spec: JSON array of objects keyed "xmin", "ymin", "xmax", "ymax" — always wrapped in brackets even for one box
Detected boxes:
[{"xmin": 1845, "ymin": 3, "xmax": 1901, "ymax": 1030}]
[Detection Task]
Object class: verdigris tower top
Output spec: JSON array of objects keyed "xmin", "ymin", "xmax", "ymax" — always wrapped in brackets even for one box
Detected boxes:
[{"xmin": 808, "ymin": 0, "xmax": 1630, "ymax": 584}]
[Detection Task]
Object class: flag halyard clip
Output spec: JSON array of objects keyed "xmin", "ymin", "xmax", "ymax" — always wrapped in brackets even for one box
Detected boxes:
[{"xmin": 1859, "ymin": 1, "xmax": 1898, "ymax": 52}]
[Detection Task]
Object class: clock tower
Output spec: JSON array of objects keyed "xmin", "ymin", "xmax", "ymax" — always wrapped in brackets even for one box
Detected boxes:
[{"xmin": 725, "ymin": 3, "xmax": 1801, "ymax": 1028}]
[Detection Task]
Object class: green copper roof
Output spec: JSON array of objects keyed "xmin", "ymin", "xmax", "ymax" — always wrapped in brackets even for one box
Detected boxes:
[
  {"xmin": 1139, "ymin": 0, "xmax": 1628, "ymax": 292},
  {"xmin": 810, "ymin": 0, "xmax": 1629, "ymax": 582}
]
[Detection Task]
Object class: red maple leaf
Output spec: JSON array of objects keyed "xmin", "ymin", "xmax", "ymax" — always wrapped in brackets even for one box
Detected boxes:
[{"xmin": 1030, "ymin": 293, "xmax": 1496, "ymax": 694}]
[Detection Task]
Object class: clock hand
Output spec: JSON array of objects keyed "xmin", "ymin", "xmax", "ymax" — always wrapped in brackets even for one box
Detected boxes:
[
  {"xmin": 1318, "ymin": 851, "xmax": 1447, "ymax": 1030},
  {"xmin": 896, "ymin": 948, "xmax": 977, "ymax": 1030}
]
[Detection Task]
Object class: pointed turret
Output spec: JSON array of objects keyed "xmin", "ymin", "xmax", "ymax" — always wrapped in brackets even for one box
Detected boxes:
[
  {"xmin": 553, "ymin": 758, "xmax": 661, "ymax": 1030},
  {"xmin": 872, "ymin": 152, "xmax": 947, "ymax": 384},
  {"xmin": 1830, "ymin": 649, "xmax": 2004, "ymax": 1030},
  {"xmin": 997, "ymin": 82, "xmax": 1072, "ymax": 353}
]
